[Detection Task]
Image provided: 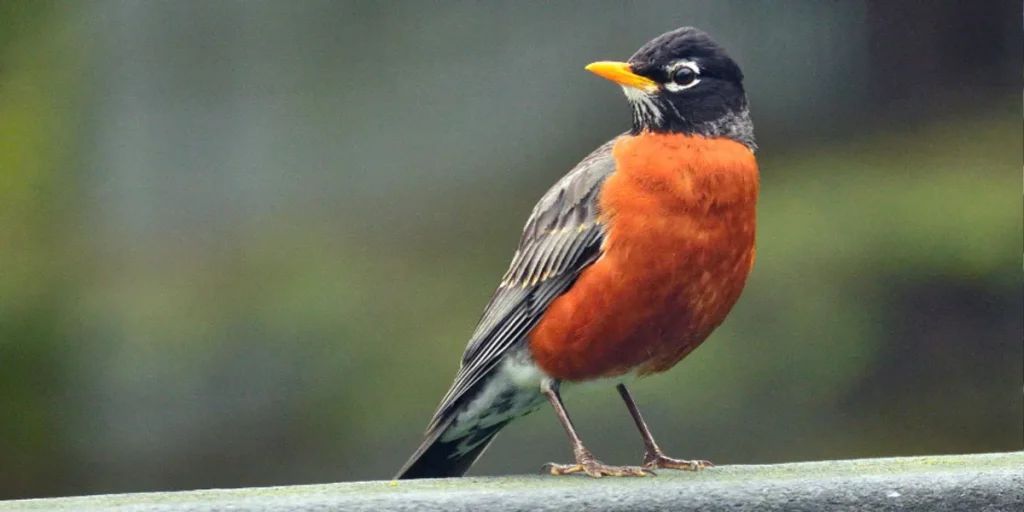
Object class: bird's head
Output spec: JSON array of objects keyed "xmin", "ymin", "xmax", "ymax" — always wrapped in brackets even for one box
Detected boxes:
[{"xmin": 586, "ymin": 27, "xmax": 755, "ymax": 150}]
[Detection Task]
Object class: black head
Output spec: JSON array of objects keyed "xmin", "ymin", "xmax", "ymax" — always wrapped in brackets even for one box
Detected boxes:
[{"xmin": 587, "ymin": 27, "xmax": 755, "ymax": 149}]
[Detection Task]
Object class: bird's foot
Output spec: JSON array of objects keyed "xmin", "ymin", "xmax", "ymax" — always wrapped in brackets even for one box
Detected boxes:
[
  {"xmin": 642, "ymin": 451, "xmax": 713, "ymax": 471},
  {"xmin": 542, "ymin": 459, "xmax": 653, "ymax": 478}
]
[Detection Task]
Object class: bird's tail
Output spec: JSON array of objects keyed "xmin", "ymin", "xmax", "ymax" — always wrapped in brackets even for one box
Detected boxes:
[
  {"xmin": 396, "ymin": 370, "xmax": 541, "ymax": 480},
  {"xmin": 394, "ymin": 419, "xmax": 507, "ymax": 479}
]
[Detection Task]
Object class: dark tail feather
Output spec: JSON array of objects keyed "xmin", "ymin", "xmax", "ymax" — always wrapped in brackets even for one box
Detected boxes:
[{"xmin": 395, "ymin": 421, "xmax": 507, "ymax": 480}]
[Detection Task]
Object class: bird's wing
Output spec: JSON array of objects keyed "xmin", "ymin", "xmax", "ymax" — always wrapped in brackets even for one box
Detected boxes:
[{"xmin": 425, "ymin": 137, "xmax": 619, "ymax": 432}]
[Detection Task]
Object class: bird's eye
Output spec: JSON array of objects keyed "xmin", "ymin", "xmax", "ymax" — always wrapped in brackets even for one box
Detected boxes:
[{"xmin": 671, "ymin": 66, "xmax": 697, "ymax": 87}]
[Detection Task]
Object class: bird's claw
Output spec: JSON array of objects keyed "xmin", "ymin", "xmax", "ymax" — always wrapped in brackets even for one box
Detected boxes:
[
  {"xmin": 542, "ymin": 460, "xmax": 654, "ymax": 478},
  {"xmin": 642, "ymin": 453, "xmax": 713, "ymax": 471}
]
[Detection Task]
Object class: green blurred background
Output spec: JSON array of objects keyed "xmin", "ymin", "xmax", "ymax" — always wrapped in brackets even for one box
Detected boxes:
[{"xmin": 1, "ymin": 0, "xmax": 1021, "ymax": 500}]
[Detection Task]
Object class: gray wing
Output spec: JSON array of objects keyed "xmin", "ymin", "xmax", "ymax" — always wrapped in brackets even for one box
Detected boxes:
[{"xmin": 425, "ymin": 137, "xmax": 619, "ymax": 432}]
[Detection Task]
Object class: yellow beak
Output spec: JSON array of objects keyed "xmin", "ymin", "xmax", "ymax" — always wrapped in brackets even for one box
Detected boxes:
[{"xmin": 585, "ymin": 61, "xmax": 658, "ymax": 93}]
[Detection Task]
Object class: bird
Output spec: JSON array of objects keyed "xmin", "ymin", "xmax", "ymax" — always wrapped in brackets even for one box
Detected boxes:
[{"xmin": 396, "ymin": 26, "xmax": 758, "ymax": 479}]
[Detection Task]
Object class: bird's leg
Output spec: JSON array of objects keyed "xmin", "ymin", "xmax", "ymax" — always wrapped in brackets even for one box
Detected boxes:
[
  {"xmin": 616, "ymin": 383, "xmax": 713, "ymax": 471},
  {"xmin": 540, "ymin": 379, "xmax": 651, "ymax": 477}
]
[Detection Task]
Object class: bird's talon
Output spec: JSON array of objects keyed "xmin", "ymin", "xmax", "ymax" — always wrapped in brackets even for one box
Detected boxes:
[
  {"xmin": 643, "ymin": 454, "xmax": 713, "ymax": 471},
  {"xmin": 541, "ymin": 462, "xmax": 578, "ymax": 475},
  {"xmin": 542, "ymin": 460, "xmax": 652, "ymax": 477}
]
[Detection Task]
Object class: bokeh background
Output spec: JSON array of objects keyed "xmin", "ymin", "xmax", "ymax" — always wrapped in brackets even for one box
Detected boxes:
[{"xmin": 1, "ymin": 0, "xmax": 1021, "ymax": 500}]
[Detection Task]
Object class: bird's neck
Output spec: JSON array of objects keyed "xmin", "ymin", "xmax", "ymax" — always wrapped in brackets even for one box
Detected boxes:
[{"xmin": 630, "ymin": 107, "xmax": 757, "ymax": 153}]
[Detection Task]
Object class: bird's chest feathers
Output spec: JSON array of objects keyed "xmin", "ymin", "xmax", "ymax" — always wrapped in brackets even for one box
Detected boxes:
[
  {"xmin": 598, "ymin": 134, "xmax": 758, "ymax": 319},
  {"xmin": 595, "ymin": 134, "xmax": 757, "ymax": 369},
  {"xmin": 599, "ymin": 133, "xmax": 759, "ymax": 270},
  {"xmin": 529, "ymin": 133, "xmax": 759, "ymax": 381}
]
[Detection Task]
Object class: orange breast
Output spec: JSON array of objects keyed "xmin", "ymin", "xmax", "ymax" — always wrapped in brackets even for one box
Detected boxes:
[{"xmin": 528, "ymin": 133, "xmax": 759, "ymax": 381}]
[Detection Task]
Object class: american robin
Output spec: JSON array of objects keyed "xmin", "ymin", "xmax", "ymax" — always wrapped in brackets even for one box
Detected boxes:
[{"xmin": 396, "ymin": 26, "xmax": 757, "ymax": 479}]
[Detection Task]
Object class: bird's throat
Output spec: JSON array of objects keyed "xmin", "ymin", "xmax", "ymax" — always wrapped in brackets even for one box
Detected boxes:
[{"xmin": 628, "ymin": 101, "xmax": 756, "ymax": 153}]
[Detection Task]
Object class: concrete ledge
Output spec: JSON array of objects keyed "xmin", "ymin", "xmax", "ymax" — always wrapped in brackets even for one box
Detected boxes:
[{"xmin": 4, "ymin": 452, "xmax": 1022, "ymax": 511}]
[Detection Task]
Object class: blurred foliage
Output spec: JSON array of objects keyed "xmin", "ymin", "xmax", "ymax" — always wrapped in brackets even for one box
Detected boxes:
[
  {"xmin": 0, "ymin": 0, "xmax": 82, "ymax": 498},
  {"xmin": 0, "ymin": 0, "xmax": 1021, "ymax": 500}
]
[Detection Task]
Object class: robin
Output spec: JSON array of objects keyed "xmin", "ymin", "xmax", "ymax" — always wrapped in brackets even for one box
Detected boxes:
[{"xmin": 396, "ymin": 26, "xmax": 757, "ymax": 479}]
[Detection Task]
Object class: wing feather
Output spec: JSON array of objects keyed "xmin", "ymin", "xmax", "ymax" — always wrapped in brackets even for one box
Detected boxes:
[{"xmin": 422, "ymin": 137, "xmax": 620, "ymax": 433}]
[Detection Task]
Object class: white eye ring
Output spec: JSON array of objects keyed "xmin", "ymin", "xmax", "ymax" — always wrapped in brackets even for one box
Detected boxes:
[{"xmin": 664, "ymin": 60, "xmax": 701, "ymax": 92}]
